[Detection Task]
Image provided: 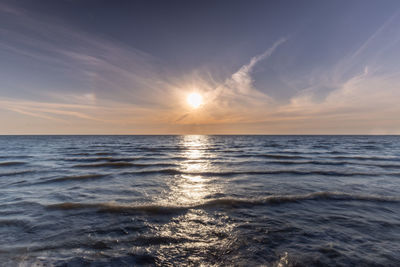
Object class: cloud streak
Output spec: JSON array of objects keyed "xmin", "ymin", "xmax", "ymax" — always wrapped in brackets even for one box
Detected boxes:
[
  {"xmin": 0, "ymin": 3, "xmax": 167, "ymax": 106},
  {"xmin": 230, "ymin": 38, "xmax": 287, "ymax": 94}
]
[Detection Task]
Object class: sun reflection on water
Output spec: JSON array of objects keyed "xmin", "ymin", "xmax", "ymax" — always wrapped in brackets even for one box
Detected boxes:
[
  {"xmin": 152, "ymin": 136, "xmax": 235, "ymax": 265},
  {"xmin": 162, "ymin": 135, "xmax": 217, "ymax": 205}
]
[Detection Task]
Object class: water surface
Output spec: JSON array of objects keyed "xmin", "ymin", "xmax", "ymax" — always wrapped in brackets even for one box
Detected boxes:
[{"xmin": 1, "ymin": 135, "xmax": 400, "ymax": 266}]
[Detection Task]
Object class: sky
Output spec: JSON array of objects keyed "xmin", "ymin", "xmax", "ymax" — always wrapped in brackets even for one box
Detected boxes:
[{"xmin": 1, "ymin": 0, "xmax": 400, "ymax": 134}]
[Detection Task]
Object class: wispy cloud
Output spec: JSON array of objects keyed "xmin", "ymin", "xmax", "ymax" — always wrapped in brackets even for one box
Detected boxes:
[
  {"xmin": 230, "ymin": 38, "xmax": 287, "ymax": 94},
  {"xmin": 259, "ymin": 13, "xmax": 400, "ymax": 134},
  {"xmin": 0, "ymin": 2, "xmax": 167, "ymax": 107}
]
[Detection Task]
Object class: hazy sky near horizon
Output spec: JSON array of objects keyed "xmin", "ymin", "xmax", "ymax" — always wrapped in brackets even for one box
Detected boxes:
[{"xmin": 1, "ymin": 0, "xmax": 400, "ymax": 134}]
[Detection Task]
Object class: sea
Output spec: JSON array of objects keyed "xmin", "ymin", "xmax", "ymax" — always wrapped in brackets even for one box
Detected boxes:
[{"xmin": 0, "ymin": 135, "xmax": 399, "ymax": 266}]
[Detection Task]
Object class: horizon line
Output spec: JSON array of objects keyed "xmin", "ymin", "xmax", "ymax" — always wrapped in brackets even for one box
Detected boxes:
[{"xmin": 1, "ymin": 134, "xmax": 399, "ymax": 136}]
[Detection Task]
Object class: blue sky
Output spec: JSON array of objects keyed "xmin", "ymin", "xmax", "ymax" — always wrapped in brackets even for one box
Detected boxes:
[{"xmin": 0, "ymin": 0, "xmax": 400, "ymax": 134}]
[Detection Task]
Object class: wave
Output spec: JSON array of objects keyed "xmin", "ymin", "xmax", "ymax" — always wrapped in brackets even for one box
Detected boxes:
[
  {"xmin": 127, "ymin": 168, "xmax": 380, "ymax": 177},
  {"xmin": 64, "ymin": 157, "xmax": 143, "ymax": 163},
  {"xmin": 43, "ymin": 174, "xmax": 107, "ymax": 183},
  {"xmin": 95, "ymin": 152, "xmax": 115, "ymax": 156},
  {"xmin": 0, "ymin": 161, "xmax": 26, "ymax": 166},
  {"xmin": 0, "ymin": 170, "xmax": 35, "ymax": 177},
  {"xmin": 198, "ymin": 192, "xmax": 400, "ymax": 207},
  {"xmin": 66, "ymin": 152, "xmax": 116, "ymax": 156},
  {"xmin": 131, "ymin": 163, "xmax": 179, "ymax": 168},
  {"xmin": 74, "ymin": 162, "xmax": 136, "ymax": 168},
  {"xmin": 373, "ymin": 163, "xmax": 400, "ymax": 169},
  {"xmin": 266, "ymin": 160, "xmax": 347, "ymax": 166},
  {"xmin": 46, "ymin": 192, "xmax": 400, "ymax": 214},
  {"xmin": 248, "ymin": 159, "xmax": 400, "ymax": 169},
  {"xmin": 47, "ymin": 202, "xmax": 186, "ymax": 214},
  {"xmin": 233, "ymin": 154, "xmax": 400, "ymax": 162},
  {"xmin": 259, "ymin": 154, "xmax": 310, "ymax": 160},
  {"xmin": 234, "ymin": 154, "xmax": 309, "ymax": 160},
  {"xmin": 63, "ymin": 157, "xmax": 114, "ymax": 162},
  {"xmin": 0, "ymin": 155, "xmax": 32, "ymax": 159},
  {"xmin": 329, "ymin": 156, "xmax": 399, "ymax": 161},
  {"xmin": 266, "ymin": 160, "xmax": 400, "ymax": 168},
  {"xmin": 74, "ymin": 162, "xmax": 179, "ymax": 168}
]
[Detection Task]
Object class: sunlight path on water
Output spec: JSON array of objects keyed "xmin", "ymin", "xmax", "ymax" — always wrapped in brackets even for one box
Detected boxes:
[{"xmin": 154, "ymin": 135, "xmax": 236, "ymax": 265}]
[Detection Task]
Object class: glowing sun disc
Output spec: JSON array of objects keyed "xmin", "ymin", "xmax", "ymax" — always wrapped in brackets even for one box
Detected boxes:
[{"xmin": 187, "ymin": 92, "xmax": 203, "ymax": 108}]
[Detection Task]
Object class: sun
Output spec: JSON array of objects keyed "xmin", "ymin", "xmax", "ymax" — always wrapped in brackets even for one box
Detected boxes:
[{"xmin": 187, "ymin": 92, "xmax": 203, "ymax": 108}]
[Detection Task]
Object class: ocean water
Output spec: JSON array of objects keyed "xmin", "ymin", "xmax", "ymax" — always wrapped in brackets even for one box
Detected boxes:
[{"xmin": 0, "ymin": 135, "xmax": 400, "ymax": 266}]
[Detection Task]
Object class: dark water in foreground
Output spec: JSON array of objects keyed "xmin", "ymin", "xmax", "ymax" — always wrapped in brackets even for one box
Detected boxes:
[{"xmin": 1, "ymin": 135, "xmax": 400, "ymax": 266}]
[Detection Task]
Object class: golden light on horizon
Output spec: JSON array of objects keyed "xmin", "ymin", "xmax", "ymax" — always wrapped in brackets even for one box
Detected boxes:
[{"xmin": 187, "ymin": 92, "xmax": 203, "ymax": 108}]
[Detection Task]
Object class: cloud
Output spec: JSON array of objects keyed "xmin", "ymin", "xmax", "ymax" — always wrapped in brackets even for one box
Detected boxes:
[
  {"xmin": 230, "ymin": 38, "xmax": 287, "ymax": 94},
  {"xmin": 0, "ymin": 2, "xmax": 167, "ymax": 107}
]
